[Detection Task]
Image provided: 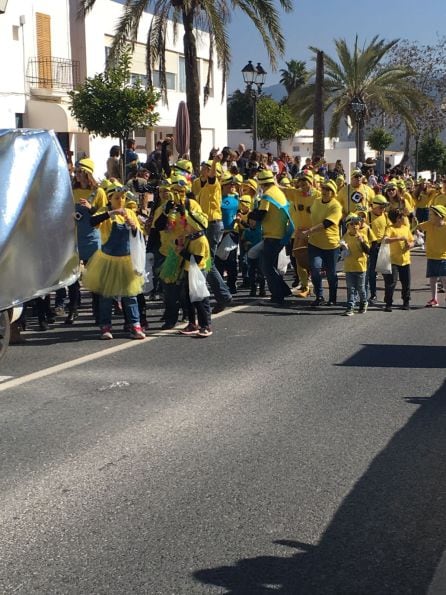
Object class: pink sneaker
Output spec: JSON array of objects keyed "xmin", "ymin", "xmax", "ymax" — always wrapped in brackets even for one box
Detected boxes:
[
  {"xmin": 101, "ymin": 326, "xmax": 113, "ymax": 340},
  {"xmin": 425, "ymin": 299, "xmax": 439, "ymax": 307},
  {"xmin": 130, "ymin": 324, "xmax": 146, "ymax": 339}
]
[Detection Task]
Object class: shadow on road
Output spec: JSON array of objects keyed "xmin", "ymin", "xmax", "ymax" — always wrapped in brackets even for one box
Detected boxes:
[
  {"xmin": 193, "ymin": 379, "xmax": 446, "ymax": 593},
  {"xmin": 338, "ymin": 344, "xmax": 446, "ymax": 368}
]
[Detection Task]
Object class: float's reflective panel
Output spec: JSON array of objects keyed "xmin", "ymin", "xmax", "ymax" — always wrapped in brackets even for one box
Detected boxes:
[{"xmin": 0, "ymin": 129, "xmax": 79, "ymax": 310}]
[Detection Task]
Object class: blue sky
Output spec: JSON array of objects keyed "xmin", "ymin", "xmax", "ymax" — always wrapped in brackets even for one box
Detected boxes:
[{"xmin": 226, "ymin": 0, "xmax": 446, "ymax": 92}]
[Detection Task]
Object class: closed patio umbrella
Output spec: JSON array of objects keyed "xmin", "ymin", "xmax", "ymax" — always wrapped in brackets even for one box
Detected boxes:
[{"xmin": 175, "ymin": 101, "xmax": 190, "ymax": 157}]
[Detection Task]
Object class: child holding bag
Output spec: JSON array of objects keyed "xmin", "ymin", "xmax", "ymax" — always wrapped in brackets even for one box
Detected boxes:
[
  {"xmin": 177, "ymin": 210, "xmax": 213, "ymax": 338},
  {"xmin": 382, "ymin": 209, "xmax": 414, "ymax": 312}
]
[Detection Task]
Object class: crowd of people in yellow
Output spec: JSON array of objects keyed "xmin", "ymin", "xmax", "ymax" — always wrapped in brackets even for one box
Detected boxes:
[{"xmin": 24, "ymin": 146, "xmax": 446, "ymax": 340}]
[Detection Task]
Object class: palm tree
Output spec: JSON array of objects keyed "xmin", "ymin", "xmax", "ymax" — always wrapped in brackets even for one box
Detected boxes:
[
  {"xmin": 79, "ymin": 0, "xmax": 292, "ymax": 171},
  {"xmin": 279, "ymin": 59, "xmax": 307, "ymax": 96},
  {"xmin": 289, "ymin": 36, "xmax": 428, "ymax": 163}
]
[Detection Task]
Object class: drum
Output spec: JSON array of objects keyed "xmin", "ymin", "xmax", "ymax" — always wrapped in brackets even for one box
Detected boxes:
[{"xmin": 292, "ymin": 233, "xmax": 309, "ymax": 271}]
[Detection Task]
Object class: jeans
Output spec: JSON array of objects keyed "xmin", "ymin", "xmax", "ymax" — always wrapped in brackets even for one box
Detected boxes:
[
  {"xmin": 383, "ymin": 264, "xmax": 411, "ymax": 306},
  {"xmin": 248, "ymin": 257, "xmax": 265, "ymax": 291},
  {"xmin": 416, "ymin": 207, "xmax": 430, "ymax": 224},
  {"xmin": 205, "ymin": 220, "xmax": 232, "ymax": 305},
  {"xmin": 366, "ymin": 243, "xmax": 379, "ymax": 298},
  {"xmin": 261, "ymin": 238, "xmax": 291, "ymax": 301},
  {"xmin": 308, "ymin": 243, "xmax": 339, "ymax": 302},
  {"xmin": 346, "ymin": 271, "xmax": 367, "ymax": 309},
  {"xmin": 99, "ymin": 295, "xmax": 140, "ymax": 327}
]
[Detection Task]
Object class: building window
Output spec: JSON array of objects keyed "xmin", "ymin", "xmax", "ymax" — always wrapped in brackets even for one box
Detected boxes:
[
  {"xmin": 152, "ymin": 70, "xmax": 176, "ymax": 90},
  {"xmin": 130, "ymin": 73, "xmax": 148, "ymax": 87},
  {"xmin": 179, "ymin": 57, "xmax": 186, "ymax": 93}
]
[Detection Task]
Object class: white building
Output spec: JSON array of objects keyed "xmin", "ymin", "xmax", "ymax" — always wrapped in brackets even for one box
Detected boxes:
[
  {"xmin": 69, "ymin": 0, "xmax": 227, "ymax": 172},
  {"xmin": 0, "ymin": 0, "xmax": 77, "ymax": 155},
  {"xmin": 0, "ymin": 0, "xmax": 227, "ymax": 175}
]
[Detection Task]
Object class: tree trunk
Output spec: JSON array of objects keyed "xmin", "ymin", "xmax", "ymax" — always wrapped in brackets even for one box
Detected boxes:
[
  {"xmin": 312, "ymin": 51, "xmax": 325, "ymax": 162},
  {"xmin": 182, "ymin": 9, "xmax": 201, "ymax": 173},
  {"xmin": 358, "ymin": 122, "xmax": 366, "ymax": 164},
  {"xmin": 397, "ymin": 126, "xmax": 411, "ymax": 168}
]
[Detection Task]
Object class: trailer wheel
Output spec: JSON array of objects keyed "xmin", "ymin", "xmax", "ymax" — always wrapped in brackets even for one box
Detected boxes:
[{"xmin": 0, "ymin": 310, "xmax": 11, "ymax": 361}]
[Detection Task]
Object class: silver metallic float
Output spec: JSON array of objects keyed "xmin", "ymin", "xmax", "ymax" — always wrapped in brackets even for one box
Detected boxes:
[{"xmin": 0, "ymin": 129, "xmax": 79, "ymax": 358}]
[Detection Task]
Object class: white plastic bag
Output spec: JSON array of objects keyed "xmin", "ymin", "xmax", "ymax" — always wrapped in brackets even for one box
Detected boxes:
[
  {"xmin": 215, "ymin": 233, "xmax": 238, "ymax": 261},
  {"xmin": 277, "ymin": 247, "xmax": 290, "ymax": 276},
  {"xmin": 247, "ymin": 240, "xmax": 264, "ymax": 260},
  {"xmin": 143, "ymin": 252, "xmax": 154, "ymax": 295},
  {"xmin": 376, "ymin": 240, "xmax": 392, "ymax": 274},
  {"xmin": 188, "ymin": 255, "xmax": 210, "ymax": 302},
  {"xmin": 129, "ymin": 229, "xmax": 146, "ymax": 276}
]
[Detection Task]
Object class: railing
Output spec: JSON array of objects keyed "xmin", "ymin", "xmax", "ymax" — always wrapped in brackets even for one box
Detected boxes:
[{"xmin": 26, "ymin": 57, "xmax": 80, "ymax": 90}]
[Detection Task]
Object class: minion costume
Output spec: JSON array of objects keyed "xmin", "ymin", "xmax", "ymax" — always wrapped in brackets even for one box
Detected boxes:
[
  {"xmin": 154, "ymin": 175, "xmax": 202, "ymax": 329},
  {"xmin": 287, "ymin": 172, "xmax": 320, "ymax": 297},
  {"xmin": 83, "ymin": 183, "xmax": 145, "ymax": 339},
  {"xmin": 65, "ymin": 158, "xmax": 108, "ymax": 325},
  {"xmin": 215, "ymin": 172, "xmax": 240, "ymax": 294},
  {"xmin": 177, "ymin": 210, "xmax": 213, "ymax": 337}
]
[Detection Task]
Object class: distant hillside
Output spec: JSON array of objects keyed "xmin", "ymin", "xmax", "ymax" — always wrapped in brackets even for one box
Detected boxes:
[{"xmin": 261, "ymin": 83, "xmax": 286, "ymax": 101}]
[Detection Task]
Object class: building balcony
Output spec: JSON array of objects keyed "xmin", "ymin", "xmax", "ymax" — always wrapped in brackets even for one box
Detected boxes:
[{"xmin": 26, "ymin": 57, "xmax": 80, "ymax": 100}]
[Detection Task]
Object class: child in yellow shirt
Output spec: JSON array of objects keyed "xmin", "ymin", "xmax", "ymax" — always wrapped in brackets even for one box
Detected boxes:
[
  {"xmin": 418, "ymin": 204, "xmax": 446, "ymax": 307},
  {"xmin": 341, "ymin": 213, "xmax": 371, "ymax": 316},
  {"xmin": 382, "ymin": 209, "xmax": 414, "ymax": 312}
]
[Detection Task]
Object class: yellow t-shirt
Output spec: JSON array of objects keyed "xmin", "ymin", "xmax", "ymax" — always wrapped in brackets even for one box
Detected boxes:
[
  {"xmin": 337, "ymin": 183, "xmax": 371, "ymax": 215},
  {"xmin": 342, "ymin": 231, "xmax": 370, "ymax": 272},
  {"xmin": 369, "ymin": 211, "xmax": 390, "ymax": 242},
  {"xmin": 184, "ymin": 235, "xmax": 210, "ymax": 271},
  {"xmin": 73, "ymin": 187, "xmax": 108, "ymax": 210},
  {"xmin": 192, "ymin": 177, "xmax": 206, "ymax": 199},
  {"xmin": 417, "ymin": 188, "xmax": 436, "ymax": 208},
  {"xmin": 285, "ymin": 187, "xmax": 319, "ymax": 230},
  {"xmin": 197, "ymin": 180, "xmax": 222, "ymax": 222},
  {"xmin": 419, "ymin": 221, "xmax": 446, "ymax": 260},
  {"xmin": 259, "ymin": 185, "xmax": 289, "ymax": 240},
  {"xmin": 309, "ymin": 198, "xmax": 342, "ymax": 250},
  {"xmin": 386, "ymin": 225, "xmax": 413, "ymax": 266}
]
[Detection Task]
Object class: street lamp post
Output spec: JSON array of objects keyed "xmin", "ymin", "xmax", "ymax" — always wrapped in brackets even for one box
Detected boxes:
[
  {"xmin": 242, "ymin": 61, "xmax": 267, "ymax": 151},
  {"xmin": 351, "ymin": 96, "xmax": 366, "ymax": 166}
]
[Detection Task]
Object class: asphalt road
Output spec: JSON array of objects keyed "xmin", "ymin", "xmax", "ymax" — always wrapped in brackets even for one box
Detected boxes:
[{"xmin": 1, "ymin": 250, "xmax": 446, "ymax": 594}]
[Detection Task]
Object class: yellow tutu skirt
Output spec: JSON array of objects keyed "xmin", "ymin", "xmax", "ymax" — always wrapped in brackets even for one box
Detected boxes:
[{"xmin": 83, "ymin": 250, "xmax": 144, "ymax": 297}]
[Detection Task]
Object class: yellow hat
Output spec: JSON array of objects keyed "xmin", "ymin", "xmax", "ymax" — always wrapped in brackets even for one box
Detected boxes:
[
  {"xmin": 396, "ymin": 179, "xmax": 406, "ymax": 189},
  {"xmin": 125, "ymin": 198, "xmax": 138, "ymax": 211},
  {"xmin": 100, "ymin": 179, "xmax": 113, "ymax": 191},
  {"xmin": 239, "ymin": 195, "xmax": 252, "ymax": 205},
  {"xmin": 280, "ymin": 177, "xmax": 291, "ymax": 187},
  {"xmin": 430, "ymin": 205, "xmax": 446, "ymax": 218},
  {"xmin": 257, "ymin": 169, "xmax": 276, "ymax": 184},
  {"xmin": 205, "ymin": 160, "xmax": 223, "ymax": 176},
  {"xmin": 78, "ymin": 158, "xmax": 95, "ymax": 174},
  {"xmin": 233, "ymin": 174, "xmax": 243, "ymax": 185},
  {"xmin": 221, "ymin": 171, "xmax": 236, "ymax": 185},
  {"xmin": 171, "ymin": 173, "xmax": 190, "ymax": 191},
  {"xmin": 105, "ymin": 182, "xmax": 125, "ymax": 196},
  {"xmin": 298, "ymin": 172, "xmax": 313, "ymax": 184},
  {"xmin": 321, "ymin": 179, "xmax": 338, "ymax": 195},
  {"xmin": 175, "ymin": 159, "xmax": 193, "ymax": 175},
  {"xmin": 372, "ymin": 194, "xmax": 388, "ymax": 206},
  {"xmin": 241, "ymin": 178, "xmax": 258, "ymax": 192},
  {"xmin": 345, "ymin": 212, "xmax": 362, "ymax": 224},
  {"xmin": 186, "ymin": 210, "xmax": 208, "ymax": 230},
  {"xmin": 351, "ymin": 169, "xmax": 363, "ymax": 178}
]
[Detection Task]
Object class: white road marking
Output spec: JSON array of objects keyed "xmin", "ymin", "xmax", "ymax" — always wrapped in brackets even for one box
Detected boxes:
[
  {"xmin": 0, "ymin": 305, "xmax": 248, "ymax": 393},
  {"xmin": 0, "ymin": 375, "xmax": 13, "ymax": 383}
]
